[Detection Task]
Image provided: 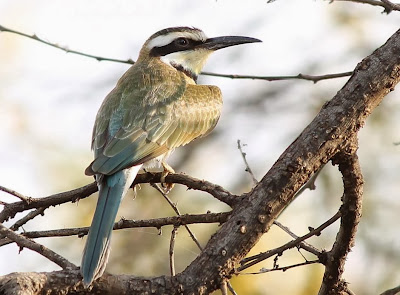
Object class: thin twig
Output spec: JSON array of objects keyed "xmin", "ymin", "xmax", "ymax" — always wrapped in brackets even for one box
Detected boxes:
[
  {"xmin": 273, "ymin": 220, "xmax": 322, "ymax": 257},
  {"xmin": 202, "ymin": 70, "xmax": 353, "ymax": 83},
  {"xmin": 241, "ymin": 259, "xmax": 319, "ymax": 275},
  {"xmin": 151, "ymin": 183, "xmax": 203, "ymax": 250},
  {"xmin": 220, "ymin": 280, "xmax": 228, "ymax": 295},
  {"xmin": 0, "ymin": 223, "xmax": 76, "ymax": 269},
  {"xmin": 237, "ymin": 140, "xmax": 258, "ymax": 185},
  {"xmin": 0, "ymin": 185, "xmax": 31, "ymax": 203},
  {"xmin": 0, "ymin": 25, "xmax": 134, "ymax": 64},
  {"xmin": 0, "ymin": 24, "xmax": 353, "ymax": 83},
  {"xmin": 0, "ymin": 212, "xmax": 230, "ymax": 247},
  {"xmin": 238, "ymin": 211, "xmax": 341, "ymax": 272},
  {"xmin": 10, "ymin": 207, "xmax": 46, "ymax": 231},
  {"xmin": 227, "ymin": 283, "xmax": 238, "ymax": 295},
  {"xmin": 169, "ymin": 226, "xmax": 178, "ymax": 277}
]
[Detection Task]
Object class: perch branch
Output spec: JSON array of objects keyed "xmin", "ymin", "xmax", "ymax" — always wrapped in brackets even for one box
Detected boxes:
[{"xmin": 0, "ymin": 172, "xmax": 236, "ymax": 223}]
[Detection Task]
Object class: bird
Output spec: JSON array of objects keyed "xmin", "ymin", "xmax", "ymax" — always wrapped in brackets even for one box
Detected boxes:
[{"xmin": 80, "ymin": 26, "xmax": 261, "ymax": 287}]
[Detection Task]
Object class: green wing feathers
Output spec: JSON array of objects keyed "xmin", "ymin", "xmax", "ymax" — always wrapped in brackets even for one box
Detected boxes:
[{"xmin": 85, "ymin": 65, "xmax": 222, "ymax": 176}]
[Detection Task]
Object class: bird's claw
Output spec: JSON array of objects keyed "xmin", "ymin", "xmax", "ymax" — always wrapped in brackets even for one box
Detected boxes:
[
  {"xmin": 132, "ymin": 184, "xmax": 141, "ymax": 199},
  {"xmin": 161, "ymin": 162, "xmax": 175, "ymax": 194}
]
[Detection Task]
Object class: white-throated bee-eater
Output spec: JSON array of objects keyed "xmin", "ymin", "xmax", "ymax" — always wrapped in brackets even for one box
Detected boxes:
[{"xmin": 81, "ymin": 26, "xmax": 261, "ymax": 286}]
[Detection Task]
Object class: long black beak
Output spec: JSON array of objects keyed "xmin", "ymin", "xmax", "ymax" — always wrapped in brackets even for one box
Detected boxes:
[{"xmin": 202, "ymin": 36, "xmax": 261, "ymax": 51}]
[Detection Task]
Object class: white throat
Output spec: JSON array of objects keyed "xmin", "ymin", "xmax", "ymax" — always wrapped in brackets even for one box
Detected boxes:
[{"xmin": 160, "ymin": 49, "xmax": 211, "ymax": 79}]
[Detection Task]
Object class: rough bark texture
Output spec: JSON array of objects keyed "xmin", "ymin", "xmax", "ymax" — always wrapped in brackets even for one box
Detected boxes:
[
  {"xmin": 318, "ymin": 144, "xmax": 364, "ymax": 295},
  {"xmin": 1, "ymin": 28, "xmax": 400, "ymax": 295}
]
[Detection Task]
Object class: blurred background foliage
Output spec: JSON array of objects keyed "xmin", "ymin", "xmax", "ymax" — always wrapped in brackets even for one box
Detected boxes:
[{"xmin": 0, "ymin": 1, "xmax": 399, "ymax": 294}]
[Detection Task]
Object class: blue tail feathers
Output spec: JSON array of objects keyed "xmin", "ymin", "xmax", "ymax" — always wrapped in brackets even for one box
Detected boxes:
[{"xmin": 81, "ymin": 167, "xmax": 139, "ymax": 286}]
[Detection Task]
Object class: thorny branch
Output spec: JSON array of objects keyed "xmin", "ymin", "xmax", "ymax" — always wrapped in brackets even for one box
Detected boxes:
[
  {"xmin": 0, "ymin": 24, "xmax": 353, "ymax": 83},
  {"xmin": 318, "ymin": 141, "xmax": 363, "ymax": 295}
]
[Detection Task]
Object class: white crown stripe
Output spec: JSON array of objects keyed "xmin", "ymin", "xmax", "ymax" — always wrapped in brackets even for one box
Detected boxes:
[{"xmin": 147, "ymin": 31, "xmax": 207, "ymax": 50}]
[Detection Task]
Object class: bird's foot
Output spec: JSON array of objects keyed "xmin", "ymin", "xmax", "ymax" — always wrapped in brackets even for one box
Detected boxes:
[
  {"xmin": 132, "ymin": 184, "xmax": 141, "ymax": 199},
  {"xmin": 161, "ymin": 162, "xmax": 175, "ymax": 193}
]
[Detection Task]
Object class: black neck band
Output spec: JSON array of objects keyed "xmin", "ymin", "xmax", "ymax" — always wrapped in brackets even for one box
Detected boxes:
[{"xmin": 171, "ymin": 62, "xmax": 198, "ymax": 82}]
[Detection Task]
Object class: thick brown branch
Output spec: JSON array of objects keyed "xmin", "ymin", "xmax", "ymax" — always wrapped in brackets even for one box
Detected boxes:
[
  {"xmin": 318, "ymin": 143, "xmax": 363, "ymax": 295},
  {"xmin": 0, "ymin": 270, "xmax": 169, "ymax": 295},
  {"xmin": 380, "ymin": 284, "xmax": 400, "ymax": 295}
]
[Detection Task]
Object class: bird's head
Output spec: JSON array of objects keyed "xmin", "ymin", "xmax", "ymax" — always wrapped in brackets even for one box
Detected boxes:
[{"xmin": 138, "ymin": 27, "xmax": 261, "ymax": 81}]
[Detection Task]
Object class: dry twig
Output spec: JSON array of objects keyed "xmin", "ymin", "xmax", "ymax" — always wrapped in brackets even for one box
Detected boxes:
[
  {"xmin": 238, "ymin": 211, "xmax": 341, "ymax": 271},
  {"xmin": 0, "ymin": 223, "xmax": 75, "ymax": 270},
  {"xmin": 237, "ymin": 140, "xmax": 258, "ymax": 185},
  {"xmin": 0, "ymin": 24, "xmax": 353, "ymax": 83}
]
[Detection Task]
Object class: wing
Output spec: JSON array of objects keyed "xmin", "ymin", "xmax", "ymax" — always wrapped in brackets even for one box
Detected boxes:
[{"xmin": 85, "ymin": 66, "xmax": 222, "ymax": 176}]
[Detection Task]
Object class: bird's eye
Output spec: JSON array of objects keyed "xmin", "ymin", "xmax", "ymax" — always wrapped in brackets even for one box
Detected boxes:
[{"xmin": 175, "ymin": 37, "xmax": 189, "ymax": 47}]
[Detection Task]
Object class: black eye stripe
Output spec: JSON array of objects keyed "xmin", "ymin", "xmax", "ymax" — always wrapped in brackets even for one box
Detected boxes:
[{"xmin": 150, "ymin": 39, "xmax": 204, "ymax": 57}]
